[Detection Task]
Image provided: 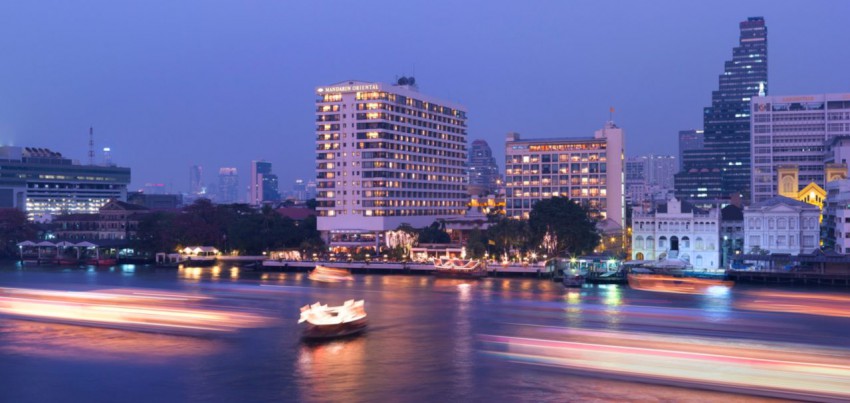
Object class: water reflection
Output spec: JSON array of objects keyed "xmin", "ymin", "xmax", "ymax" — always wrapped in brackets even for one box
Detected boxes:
[
  {"xmin": 0, "ymin": 319, "xmax": 224, "ymax": 363},
  {"xmin": 295, "ymin": 336, "xmax": 368, "ymax": 402}
]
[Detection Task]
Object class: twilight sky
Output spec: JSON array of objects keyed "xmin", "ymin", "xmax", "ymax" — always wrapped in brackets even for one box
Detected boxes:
[{"xmin": 1, "ymin": 1, "xmax": 848, "ymax": 197}]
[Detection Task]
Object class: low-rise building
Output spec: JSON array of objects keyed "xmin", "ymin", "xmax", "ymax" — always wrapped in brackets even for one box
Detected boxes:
[
  {"xmin": 823, "ymin": 179, "xmax": 850, "ymax": 253},
  {"xmin": 54, "ymin": 200, "xmax": 150, "ymax": 241},
  {"xmin": 631, "ymin": 198, "xmax": 721, "ymax": 270},
  {"xmin": 743, "ymin": 196, "xmax": 821, "ymax": 255}
]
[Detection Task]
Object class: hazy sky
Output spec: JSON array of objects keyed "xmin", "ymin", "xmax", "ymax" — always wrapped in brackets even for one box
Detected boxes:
[{"xmin": 2, "ymin": 1, "xmax": 849, "ymax": 195}]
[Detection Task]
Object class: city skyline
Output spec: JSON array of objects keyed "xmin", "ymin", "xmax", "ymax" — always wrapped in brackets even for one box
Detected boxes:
[{"xmin": 2, "ymin": 2, "xmax": 850, "ymax": 190}]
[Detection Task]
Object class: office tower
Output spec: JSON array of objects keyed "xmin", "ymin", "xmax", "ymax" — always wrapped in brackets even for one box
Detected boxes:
[
  {"xmin": 750, "ymin": 93, "xmax": 850, "ymax": 202},
  {"xmin": 315, "ymin": 78, "xmax": 468, "ymax": 248},
  {"xmin": 626, "ymin": 155, "xmax": 677, "ymax": 205},
  {"xmin": 0, "ymin": 146, "xmax": 130, "ymax": 222},
  {"xmin": 190, "ymin": 165, "xmax": 203, "ymax": 196},
  {"xmin": 504, "ymin": 121, "xmax": 625, "ymax": 229},
  {"xmin": 678, "ymin": 129, "xmax": 704, "ymax": 172},
  {"xmin": 293, "ymin": 179, "xmax": 307, "ymax": 201},
  {"xmin": 306, "ymin": 180, "xmax": 317, "ymax": 200},
  {"xmin": 249, "ymin": 160, "xmax": 280, "ymax": 205},
  {"xmin": 217, "ymin": 167, "xmax": 239, "ymax": 204},
  {"xmin": 675, "ymin": 17, "xmax": 768, "ymax": 203},
  {"xmin": 467, "ymin": 139, "xmax": 501, "ymax": 196}
]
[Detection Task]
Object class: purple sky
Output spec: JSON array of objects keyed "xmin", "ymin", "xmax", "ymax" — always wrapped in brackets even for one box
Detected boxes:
[{"xmin": 2, "ymin": 1, "xmax": 849, "ymax": 196}]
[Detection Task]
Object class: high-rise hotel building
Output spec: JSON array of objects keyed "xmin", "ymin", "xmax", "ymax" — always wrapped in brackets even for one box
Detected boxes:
[
  {"xmin": 504, "ymin": 122, "xmax": 624, "ymax": 229},
  {"xmin": 315, "ymin": 79, "xmax": 468, "ymax": 248}
]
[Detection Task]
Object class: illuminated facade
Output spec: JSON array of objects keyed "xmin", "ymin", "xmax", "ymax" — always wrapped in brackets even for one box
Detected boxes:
[
  {"xmin": 504, "ymin": 122, "xmax": 624, "ymax": 229},
  {"xmin": 314, "ymin": 79, "xmax": 468, "ymax": 247},
  {"xmin": 743, "ymin": 196, "xmax": 821, "ymax": 255},
  {"xmin": 0, "ymin": 146, "xmax": 130, "ymax": 222},
  {"xmin": 631, "ymin": 198, "xmax": 721, "ymax": 270},
  {"xmin": 750, "ymin": 93, "xmax": 850, "ymax": 203},
  {"xmin": 675, "ymin": 17, "xmax": 768, "ymax": 203}
]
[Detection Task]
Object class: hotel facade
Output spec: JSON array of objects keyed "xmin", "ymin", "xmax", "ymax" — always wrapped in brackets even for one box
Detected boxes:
[
  {"xmin": 315, "ymin": 79, "xmax": 468, "ymax": 248},
  {"xmin": 504, "ymin": 122, "xmax": 624, "ymax": 229}
]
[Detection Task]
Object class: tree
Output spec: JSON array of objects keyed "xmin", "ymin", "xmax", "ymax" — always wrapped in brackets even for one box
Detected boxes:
[
  {"xmin": 485, "ymin": 217, "xmax": 531, "ymax": 259},
  {"xmin": 0, "ymin": 209, "xmax": 36, "ymax": 258},
  {"xmin": 418, "ymin": 221, "xmax": 450, "ymax": 244},
  {"xmin": 528, "ymin": 197, "xmax": 600, "ymax": 256},
  {"xmin": 465, "ymin": 228, "xmax": 487, "ymax": 259}
]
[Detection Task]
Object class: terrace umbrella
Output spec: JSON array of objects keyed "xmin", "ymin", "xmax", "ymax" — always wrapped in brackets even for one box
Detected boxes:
[{"xmin": 35, "ymin": 241, "xmax": 55, "ymax": 260}]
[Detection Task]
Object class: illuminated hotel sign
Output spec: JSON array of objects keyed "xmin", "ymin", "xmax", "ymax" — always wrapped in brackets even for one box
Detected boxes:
[
  {"xmin": 317, "ymin": 84, "xmax": 380, "ymax": 94},
  {"xmin": 528, "ymin": 143, "xmax": 605, "ymax": 152}
]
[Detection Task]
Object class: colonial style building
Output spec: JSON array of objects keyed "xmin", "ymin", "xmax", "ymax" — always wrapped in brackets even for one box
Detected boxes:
[
  {"xmin": 631, "ymin": 198, "xmax": 721, "ymax": 270},
  {"xmin": 54, "ymin": 200, "xmax": 150, "ymax": 241},
  {"xmin": 743, "ymin": 196, "xmax": 821, "ymax": 255}
]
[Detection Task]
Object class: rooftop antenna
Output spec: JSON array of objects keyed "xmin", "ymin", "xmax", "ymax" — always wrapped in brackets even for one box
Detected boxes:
[
  {"xmin": 609, "ymin": 106, "xmax": 615, "ymax": 123},
  {"xmin": 88, "ymin": 126, "xmax": 94, "ymax": 165}
]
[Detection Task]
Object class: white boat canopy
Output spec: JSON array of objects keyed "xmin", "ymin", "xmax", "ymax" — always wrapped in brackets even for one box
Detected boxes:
[{"xmin": 17, "ymin": 241, "xmax": 36, "ymax": 247}]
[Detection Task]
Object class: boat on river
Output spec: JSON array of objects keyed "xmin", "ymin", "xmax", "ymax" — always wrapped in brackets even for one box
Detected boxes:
[
  {"xmin": 298, "ymin": 300, "xmax": 368, "ymax": 339},
  {"xmin": 308, "ymin": 265, "xmax": 354, "ymax": 282},
  {"xmin": 433, "ymin": 259, "xmax": 486, "ymax": 278},
  {"xmin": 627, "ymin": 273, "xmax": 733, "ymax": 295}
]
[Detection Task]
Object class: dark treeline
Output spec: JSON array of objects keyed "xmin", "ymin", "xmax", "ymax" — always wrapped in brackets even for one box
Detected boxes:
[{"xmin": 136, "ymin": 199, "xmax": 324, "ymax": 255}]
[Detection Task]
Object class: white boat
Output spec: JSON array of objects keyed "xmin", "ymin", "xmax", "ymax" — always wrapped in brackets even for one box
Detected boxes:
[
  {"xmin": 299, "ymin": 300, "xmax": 368, "ymax": 339},
  {"xmin": 433, "ymin": 259, "xmax": 486, "ymax": 278},
  {"xmin": 308, "ymin": 265, "xmax": 354, "ymax": 282}
]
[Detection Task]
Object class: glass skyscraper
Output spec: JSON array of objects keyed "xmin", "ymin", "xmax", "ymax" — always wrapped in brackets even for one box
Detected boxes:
[
  {"xmin": 675, "ymin": 17, "xmax": 768, "ymax": 204},
  {"xmin": 467, "ymin": 139, "xmax": 500, "ymax": 196}
]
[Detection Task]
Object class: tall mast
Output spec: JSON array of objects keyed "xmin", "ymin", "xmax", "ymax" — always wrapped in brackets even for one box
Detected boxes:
[{"xmin": 88, "ymin": 126, "xmax": 94, "ymax": 165}]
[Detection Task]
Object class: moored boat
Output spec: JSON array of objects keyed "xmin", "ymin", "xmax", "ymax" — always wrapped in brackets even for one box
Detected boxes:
[
  {"xmin": 433, "ymin": 259, "xmax": 486, "ymax": 278},
  {"xmin": 298, "ymin": 300, "xmax": 368, "ymax": 339},
  {"xmin": 562, "ymin": 267, "xmax": 586, "ymax": 288}
]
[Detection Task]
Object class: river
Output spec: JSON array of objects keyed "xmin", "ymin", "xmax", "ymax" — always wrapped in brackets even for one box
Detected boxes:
[{"xmin": 1, "ymin": 263, "xmax": 848, "ymax": 402}]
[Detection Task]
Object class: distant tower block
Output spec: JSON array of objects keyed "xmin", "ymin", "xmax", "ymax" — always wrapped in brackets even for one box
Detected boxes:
[{"xmin": 777, "ymin": 165, "xmax": 799, "ymax": 199}]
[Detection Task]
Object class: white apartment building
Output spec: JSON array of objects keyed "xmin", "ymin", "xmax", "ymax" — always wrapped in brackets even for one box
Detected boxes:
[
  {"xmin": 315, "ymin": 79, "xmax": 468, "ymax": 248},
  {"xmin": 743, "ymin": 196, "xmax": 821, "ymax": 255},
  {"xmin": 504, "ymin": 122, "xmax": 624, "ymax": 228},
  {"xmin": 750, "ymin": 93, "xmax": 850, "ymax": 203},
  {"xmin": 631, "ymin": 198, "xmax": 720, "ymax": 270}
]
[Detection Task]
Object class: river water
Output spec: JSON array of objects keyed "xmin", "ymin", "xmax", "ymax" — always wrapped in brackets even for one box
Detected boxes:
[{"xmin": 0, "ymin": 263, "xmax": 847, "ymax": 403}]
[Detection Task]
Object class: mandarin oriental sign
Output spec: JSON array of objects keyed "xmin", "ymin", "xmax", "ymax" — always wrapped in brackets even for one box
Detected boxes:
[{"xmin": 317, "ymin": 84, "xmax": 380, "ymax": 94}]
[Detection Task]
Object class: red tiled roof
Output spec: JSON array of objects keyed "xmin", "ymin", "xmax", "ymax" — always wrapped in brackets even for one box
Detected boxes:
[{"xmin": 276, "ymin": 207, "xmax": 316, "ymax": 220}]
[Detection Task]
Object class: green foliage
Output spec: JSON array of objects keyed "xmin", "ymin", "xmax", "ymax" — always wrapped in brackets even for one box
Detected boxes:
[
  {"xmin": 0, "ymin": 209, "xmax": 37, "ymax": 258},
  {"xmin": 133, "ymin": 200, "xmax": 324, "ymax": 255},
  {"xmin": 418, "ymin": 221, "xmax": 450, "ymax": 244},
  {"xmin": 485, "ymin": 216, "xmax": 531, "ymax": 256},
  {"xmin": 465, "ymin": 228, "xmax": 487, "ymax": 259},
  {"xmin": 528, "ymin": 197, "xmax": 600, "ymax": 256}
]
